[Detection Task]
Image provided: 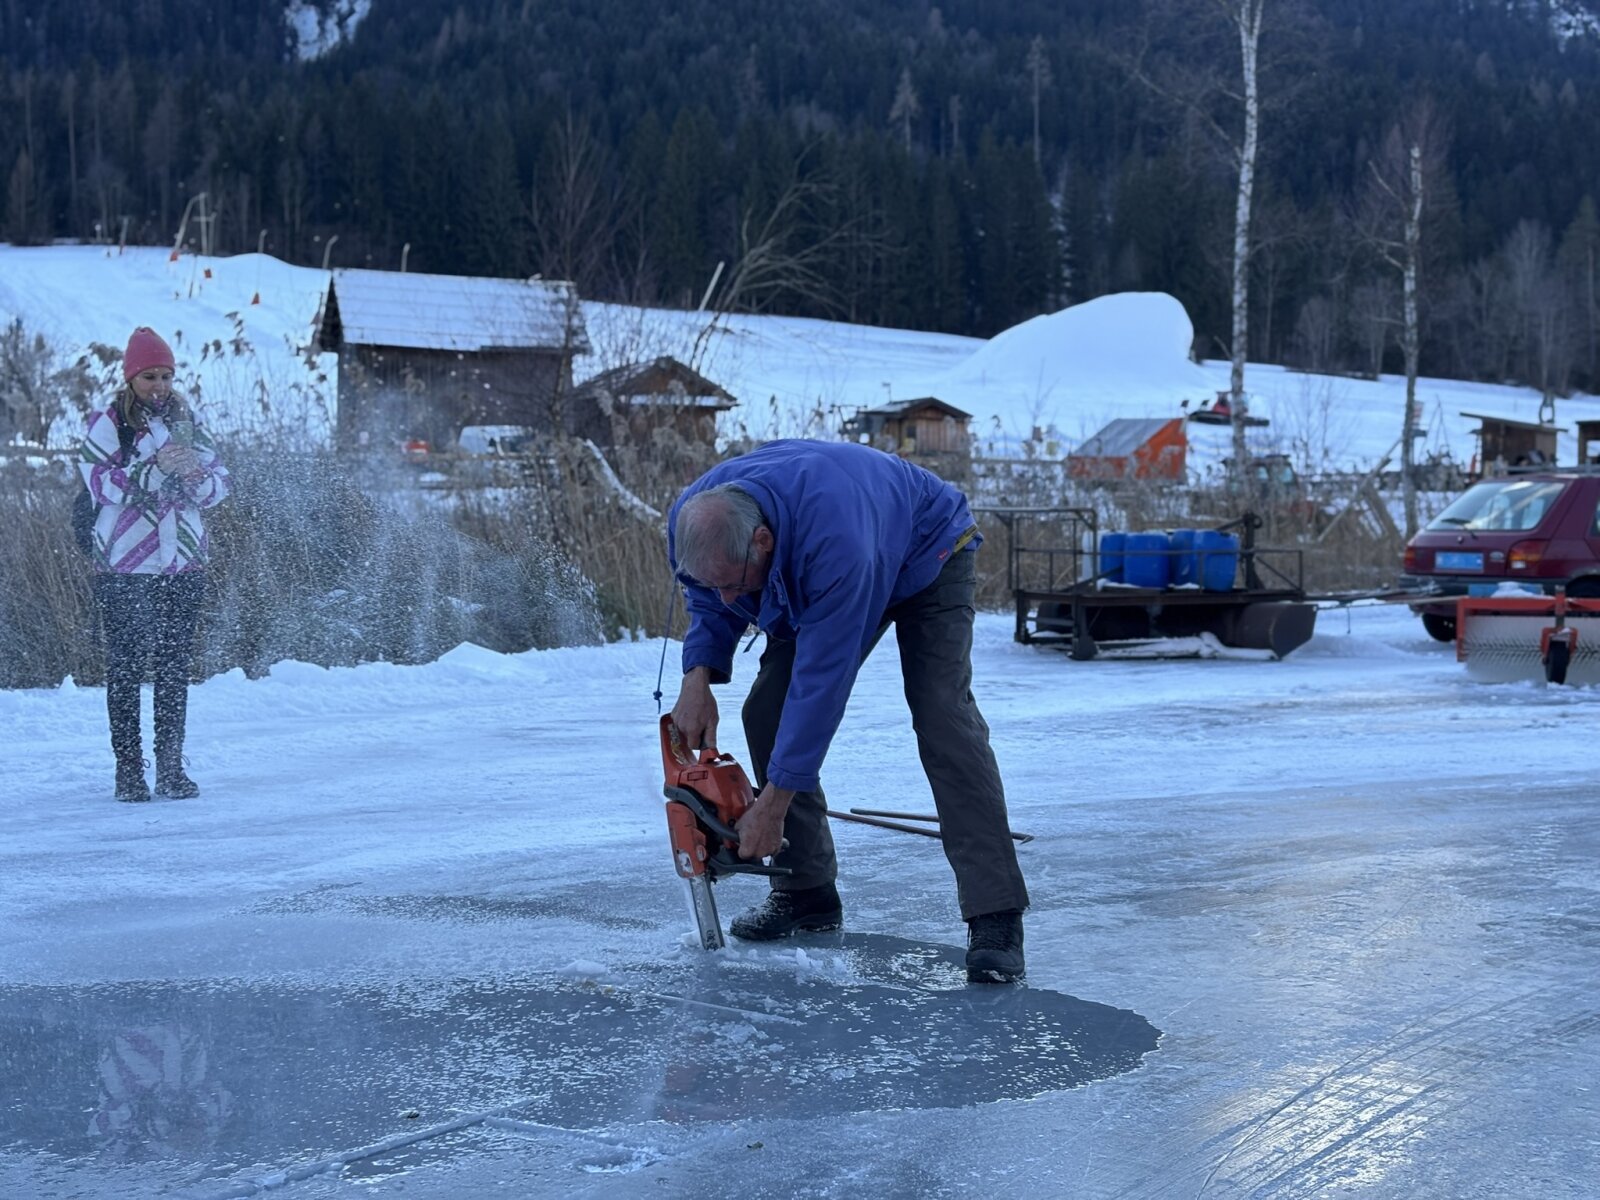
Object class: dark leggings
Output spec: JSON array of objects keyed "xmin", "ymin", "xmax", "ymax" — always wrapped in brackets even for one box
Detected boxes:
[{"xmin": 94, "ymin": 572, "xmax": 205, "ymax": 765}]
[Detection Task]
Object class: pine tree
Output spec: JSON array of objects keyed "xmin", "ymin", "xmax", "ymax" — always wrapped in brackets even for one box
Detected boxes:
[
  {"xmin": 6, "ymin": 149, "xmax": 36, "ymax": 245},
  {"xmin": 462, "ymin": 115, "xmax": 526, "ymax": 277},
  {"xmin": 924, "ymin": 161, "xmax": 966, "ymax": 331},
  {"xmin": 1025, "ymin": 35, "xmax": 1053, "ymax": 171},
  {"xmin": 1558, "ymin": 195, "xmax": 1600, "ymax": 385},
  {"xmin": 653, "ymin": 106, "xmax": 721, "ymax": 307}
]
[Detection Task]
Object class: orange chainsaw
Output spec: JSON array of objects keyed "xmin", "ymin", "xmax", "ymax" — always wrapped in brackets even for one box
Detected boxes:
[{"xmin": 660, "ymin": 715, "xmax": 790, "ymax": 949}]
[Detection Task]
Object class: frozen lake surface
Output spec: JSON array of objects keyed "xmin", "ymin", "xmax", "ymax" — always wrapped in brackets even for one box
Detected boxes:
[{"xmin": 3, "ymin": 603, "xmax": 1597, "ymax": 1198}]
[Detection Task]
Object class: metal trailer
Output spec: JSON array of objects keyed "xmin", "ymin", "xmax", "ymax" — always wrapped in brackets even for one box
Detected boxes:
[{"xmin": 982, "ymin": 507, "xmax": 1319, "ymax": 661}]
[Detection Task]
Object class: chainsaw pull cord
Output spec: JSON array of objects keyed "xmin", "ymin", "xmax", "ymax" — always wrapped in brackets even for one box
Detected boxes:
[{"xmin": 653, "ymin": 584, "xmax": 678, "ymax": 713}]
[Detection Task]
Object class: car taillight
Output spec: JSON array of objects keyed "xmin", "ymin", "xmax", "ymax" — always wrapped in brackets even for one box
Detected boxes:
[
  {"xmin": 1403, "ymin": 545, "xmax": 1421, "ymax": 572},
  {"xmin": 1508, "ymin": 539, "xmax": 1548, "ymax": 571}
]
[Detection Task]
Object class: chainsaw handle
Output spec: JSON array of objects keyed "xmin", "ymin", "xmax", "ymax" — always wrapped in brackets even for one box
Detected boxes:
[
  {"xmin": 665, "ymin": 785, "xmax": 789, "ymax": 863},
  {"xmin": 660, "ymin": 714, "xmax": 727, "ymax": 770}
]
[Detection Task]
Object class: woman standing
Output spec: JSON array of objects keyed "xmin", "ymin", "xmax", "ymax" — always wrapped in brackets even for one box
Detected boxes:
[{"xmin": 79, "ymin": 327, "xmax": 230, "ymax": 802}]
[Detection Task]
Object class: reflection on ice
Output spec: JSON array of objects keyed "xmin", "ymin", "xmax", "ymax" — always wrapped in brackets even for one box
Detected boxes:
[
  {"xmin": 86, "ymin": 1020, "xmax": 234, "ymax": 1162},
  {"xmin": 0, "ymin": 933, "xmax": 1159, "ymax": 1192}
]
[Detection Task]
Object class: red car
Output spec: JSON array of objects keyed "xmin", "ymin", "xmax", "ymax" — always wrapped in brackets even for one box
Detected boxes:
[{"xmin": 1399, "ymin": 471, "xmax": 1600, "ymax": 640}]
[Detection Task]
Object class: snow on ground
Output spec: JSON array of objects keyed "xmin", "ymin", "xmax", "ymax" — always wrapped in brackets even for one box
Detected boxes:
[
  {"xmin": 6, "ymin": 245, "xmax": 1597, "ymax": 477},
  {"xmin": 3, "ymin": 603, "xmax": 1598, "ymax": 1197}
]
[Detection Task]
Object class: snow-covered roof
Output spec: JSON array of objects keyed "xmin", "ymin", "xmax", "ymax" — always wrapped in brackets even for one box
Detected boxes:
[
  {"xmin": 575, "ymin": 356, "xmax": 735, "ymax": 407},
  {"xmin": 324, "ymin": 268, "xmax": 590, "ymax": 354},
  {"xmin": 1070, "ymin": 417, "xmax": 1182, "ymax": 459},
  {"xmin": 856, "ymin": 396, "xmax": 972, "ymax": 420},
  {"xmin": 1461, "ymin": 411, "xmax": 1567, "ymax": 432}
]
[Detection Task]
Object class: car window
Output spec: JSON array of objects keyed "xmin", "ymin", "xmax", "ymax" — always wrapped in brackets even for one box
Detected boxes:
[{"xmin": 1426, "ymin": 480, "xmax": 1567, "ymax": 533}]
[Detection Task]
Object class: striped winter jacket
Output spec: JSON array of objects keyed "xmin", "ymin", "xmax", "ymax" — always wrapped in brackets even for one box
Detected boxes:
[{"xmin": 78, "ymin": 403, "xmax": 231, "ymax": 574}]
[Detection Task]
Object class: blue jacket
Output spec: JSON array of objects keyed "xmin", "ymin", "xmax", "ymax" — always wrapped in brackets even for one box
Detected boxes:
[{"xmin": 668, "ymin": 439, "xmax": 979, "ymax": 793}]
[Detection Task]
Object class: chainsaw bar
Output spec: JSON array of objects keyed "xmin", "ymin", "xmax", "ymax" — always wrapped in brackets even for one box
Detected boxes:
[
  {"xmin": 660, "ymin": 716, "xmax": 790, "ymax": 949},
  {"xmin": 683, "ymin": 876, "xmax": 725, "ymax": 951}
]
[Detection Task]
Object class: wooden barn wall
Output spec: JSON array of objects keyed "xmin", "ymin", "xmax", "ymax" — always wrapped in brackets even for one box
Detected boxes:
[
  {"xmin": 335, "ymin": 347, "xmax": 572, "ymax": 450},
  {"xmin": 879, "ymin": 413, "xmax": 969, "ymax": 455},
  {"xmin": 574, "ymin": 394, "xmax": 725, "ymax": 452}
]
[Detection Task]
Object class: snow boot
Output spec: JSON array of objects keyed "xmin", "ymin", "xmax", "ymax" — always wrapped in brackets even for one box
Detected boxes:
[
  {"xmin": 966, "ymin": 910, "xmax": 1025, "ymax": 983},
  {"xmin": 154, "ymin": 755, "xmax": 200, "ymax": 799},
  {"xmin": 114, "ymin": 758, "xmax": 150, "ymax": 803},
  {"xmin": 729, "ymin": 883, "xmax": 843, "ymax": 941}
]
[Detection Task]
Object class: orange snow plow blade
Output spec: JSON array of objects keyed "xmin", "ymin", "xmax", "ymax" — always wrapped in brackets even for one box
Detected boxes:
[{"xmin": 1455, "ymin": 590, "xmax": 1600, "ymax": 685}]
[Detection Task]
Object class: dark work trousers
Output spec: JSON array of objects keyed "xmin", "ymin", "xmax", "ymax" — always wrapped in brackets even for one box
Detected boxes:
[
  {"xmin": 741, "ymin": 549, "xmax": 1030, "ymax": 920},
  {"xmin": 94, "ymin": 572, "xmax": 205, "ymax": 767}
]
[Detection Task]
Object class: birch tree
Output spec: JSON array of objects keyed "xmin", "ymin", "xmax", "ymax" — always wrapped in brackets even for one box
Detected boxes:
[
  {"xmin": 1109, "ymin": 0, "xmax": 1281, "ymax": 476},
  {"xmin": 1357, "ymin": 98, "xmax": 1449, "ymax": 536},
  {"xmin": 1502, "ymin": 220, "xmax": 1573, "ymax": 404},
  {"xmin": 530, "ymin": 111, "xmax": 625, "ymax": 295},
  {"xmin": 889, "ymin": 67, "xmax": 921, "ymax": 153},
  {"xmin": 1225, "ymin": 0, "xmax": 1265, "ymax": 475}
]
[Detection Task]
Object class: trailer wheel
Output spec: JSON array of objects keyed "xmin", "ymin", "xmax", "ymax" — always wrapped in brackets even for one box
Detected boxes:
[
  {"xmin": 1421, "ymin": 613, "xmax": 1456, "ymax": 642},
  {"xmin": 1545, "ymin": 638, "xmax": 1572, "ymax": 685}
]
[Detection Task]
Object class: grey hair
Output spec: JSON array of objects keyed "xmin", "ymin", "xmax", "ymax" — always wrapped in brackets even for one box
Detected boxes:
[{"xmin": 675, "ymin": 484, "xmax": 764, "ymax": 580}]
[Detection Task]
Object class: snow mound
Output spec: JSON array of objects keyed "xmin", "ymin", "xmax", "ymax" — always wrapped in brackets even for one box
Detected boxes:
[
  {"xmin": 935, "ymin": 293, "xmax": 1215, "ymax": 442},
  {"xmin": 1295, "ymin": 632, "xmax": 1415, "ymax": 660}
]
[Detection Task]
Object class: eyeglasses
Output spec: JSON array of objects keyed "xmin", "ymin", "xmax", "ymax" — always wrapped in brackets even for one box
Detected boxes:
[{"xmin": 690, "ymin": 538, "xmax": 756, "ymax": 595}]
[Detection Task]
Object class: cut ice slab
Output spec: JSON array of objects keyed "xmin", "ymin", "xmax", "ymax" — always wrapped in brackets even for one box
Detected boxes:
[
  {"xmin": 0, "ymin": 934, "xmax": 1159, "ymax": 1190},
  {"xmin": 1091, "ymin": 632, "xmax": 1277, "ymax": 660}
]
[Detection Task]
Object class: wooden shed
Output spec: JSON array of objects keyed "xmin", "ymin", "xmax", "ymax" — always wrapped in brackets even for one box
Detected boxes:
[
  {"xmin": 311, "ymin": 268, "xmax": 590, "ymax": 453},
  {"xmin": 1067, "ymin": 417, "xmax": 1188, "ymax": 482},
  {"xmin": 1575, "ymin": 418, "xmax": 1600, "ymax": 466},
  {"xmin": 1462, "ymin": 412, "xmax": 1564, "ymax": 475},
  {"xmin": 569, "ymin": 356, "xmax": 737, "ymax": 450},
  {"xmin": 843, "ymin": 397, "xmax": 972, "ymax": 456}
]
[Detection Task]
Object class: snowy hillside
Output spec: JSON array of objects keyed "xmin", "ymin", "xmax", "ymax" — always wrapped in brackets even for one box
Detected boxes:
[{"xmin": 3, "ymin": 244, "xmax": 1596, "ymax": 476}]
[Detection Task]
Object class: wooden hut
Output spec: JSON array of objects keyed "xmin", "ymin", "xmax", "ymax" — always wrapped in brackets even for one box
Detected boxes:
[
  {"xmin": 842, "ymin": 397, "xmax": 974, "ymax": 480},
  {"xmin": 1574, "ymin": 418, "xmax": 1600, "ymax": 466},
  {"xmin": 1462, "ymin": 412, "xmax": 1563, "ymax": 475},
  {"xmin": 569, "ymin": 356, "xmax": 737, "ymax": 451},
  {"xmin": 311, "ymin": 268, "xmax": 590, "ymax": 453},
  {"xmin": 842, "ymin": 397, "xmax": 974, "ymax": 481}
]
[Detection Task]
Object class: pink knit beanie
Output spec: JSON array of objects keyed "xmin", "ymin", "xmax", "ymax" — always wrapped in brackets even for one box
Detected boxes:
[{"xmin": 123, "ymin": 327, "xmax": 175, "ymax": 381}]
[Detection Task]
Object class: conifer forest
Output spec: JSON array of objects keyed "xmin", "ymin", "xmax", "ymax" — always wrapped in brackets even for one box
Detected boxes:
[{"xmin": 5, "ymin": 0, "xmax": 1600, "ymax": 391}]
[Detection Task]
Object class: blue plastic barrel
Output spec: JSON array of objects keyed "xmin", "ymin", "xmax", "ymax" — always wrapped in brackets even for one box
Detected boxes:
[
  {"xmin": 1167, "ymin": 528, "xmax": 1199, "ymax": 587},
  {"xmin": 1196, "ymin": 530, "xmax": 1240, "ymax": 591},
  {"xmin": 1123, "ymin": 532, "xmax": 1171, "ymax": 589},
  {"xmin": 1099, "ymin": 532, "xmax": 1125, "ymax": 582}
]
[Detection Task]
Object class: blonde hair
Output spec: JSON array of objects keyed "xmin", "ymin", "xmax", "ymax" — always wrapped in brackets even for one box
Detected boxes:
[{"xmin": 115, "ymin": 383, "xmax": 192, "ymax": 433}]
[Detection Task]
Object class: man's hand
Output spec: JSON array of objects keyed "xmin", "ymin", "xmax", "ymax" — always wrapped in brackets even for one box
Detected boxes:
[
  {"xmin": 735, "ymin": 783, "xmax": 794, "ymax": 860},
  {"xmin": 671, "ymin": 667, "xmax": 718, "ymax": 750}
]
